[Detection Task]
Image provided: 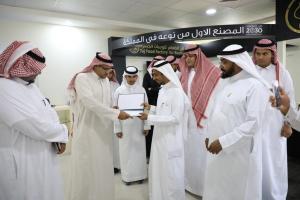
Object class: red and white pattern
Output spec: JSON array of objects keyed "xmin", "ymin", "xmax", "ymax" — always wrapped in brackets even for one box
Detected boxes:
[
  {"xmin": 67, "ymin": 52, "xmax": 113, "ymax": 90},
  {"xmin": 0, "ymin": 41, "xmax": 45, "ymax": 78},
  {"xmin": 179, "ymin": 44, "xmax": 221, "ymax": 128},
  {"xmin": 253, "ymin": 39, "xmax": 282, "ymax": 82}
]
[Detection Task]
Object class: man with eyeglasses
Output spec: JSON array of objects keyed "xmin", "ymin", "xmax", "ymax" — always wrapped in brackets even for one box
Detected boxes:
[{"xmin": 67, "ymin": 52, "xmax": 131, "ymax": 200}]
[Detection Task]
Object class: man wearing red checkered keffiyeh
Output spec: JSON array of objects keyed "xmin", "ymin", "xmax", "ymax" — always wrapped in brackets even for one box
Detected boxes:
[
  {"xmin": 179, "ymin": 44, "xmax": 222, "ymax": 197},
  {"xmin": 253, "ymin": 39, "xmax": 297, "ymax": 200},
  {"xmin": 0, "ymin": 41, "xmax": 45, "ymax": 81},
  {"xmin": 67, "ymin": 52, "xmax": 131, "ymax": 200},
  {"xmin": 0, "ymin": 41, "xmax": 68, "ymax": 200}
]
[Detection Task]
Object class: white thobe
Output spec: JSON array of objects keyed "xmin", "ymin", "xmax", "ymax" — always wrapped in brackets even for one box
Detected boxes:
[
  {"xmin": 176, "ymin": 70, "xmax": 181, "ymax": 79},
  {"xmin": 256, "ymin": 64, "xmax": 296, "ymax": 200},
  {"xmin": 147, "ymin": 82, "xmax": 186, "ymax": 200},
  {"xmin": 184, "ymin": 69, "xmax": 222, "ymax": 196},
  {"xmin": 113, "ymin": 84, "xmax": 150, "ymax": 182},
  {"xmin": 69, "ymin": 72, "xmax": 120, "ymax": 200},
  {"xmin": 0, "ymin": 78, "xmax": 68, "ymax": 200},
  {"xmin": 203, "ymin": 71, "xmax": 268, "ymax": 200},
  {"xmin": 286, "ymin": 107, "xmax": 300, "ymax": 131},
  {"xmin": 110, "ymin": 81, "xmax": 121, "ymax": 169}
]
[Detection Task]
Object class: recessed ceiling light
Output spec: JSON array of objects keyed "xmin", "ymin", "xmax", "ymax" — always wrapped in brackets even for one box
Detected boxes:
[{"xmin": 206, "ymin": 8, "xmax": 216, "ymax": 15}]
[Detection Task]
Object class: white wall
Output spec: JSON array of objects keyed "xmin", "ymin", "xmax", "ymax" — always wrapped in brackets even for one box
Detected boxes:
[
  {"xmin": 0, "ymin": 19, "xmax": 136, "ymax": 105},
  {"xmin": 1, "ymin": 19, "xmax": 299, "ymax": 105},
  {"xmin": 287, "ymin": 46, "xmax": 300, "ymax": 103},
  {"xmin": 126, "ymin": 56, "xmax": 151, "ymax": 85}
]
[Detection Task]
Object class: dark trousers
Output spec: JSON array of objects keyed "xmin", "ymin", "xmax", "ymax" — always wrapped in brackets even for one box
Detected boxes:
[{"xmin": 146, "ymin": 126, "xmax": 154, "ymax": 158}]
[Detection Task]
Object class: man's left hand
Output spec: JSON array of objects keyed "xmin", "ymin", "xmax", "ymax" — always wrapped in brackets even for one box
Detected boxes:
[
  {"xmin": 144, "ymin": 130, "xmax": 149, "ymax": 136},
  {"xmin": 207, "ymin": 139, "xmax": 222, "ymax": 154},
  {"xmin": 270, "ymin": 87, "xmax": 290, "ymax": 115},
  {"xmin": 138, "ymin": 113, "xmax": 148, "ymax": 120},
  {"xmin": 281, "ymin": 122, "xmax": 293, "ymax": 138},
  {"xmin": 54, "ymin": 143, "xmax": 66, "ymax": 154}
]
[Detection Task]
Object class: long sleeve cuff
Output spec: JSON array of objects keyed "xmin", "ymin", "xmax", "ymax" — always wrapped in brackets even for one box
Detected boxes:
[
  {"xmin": 149, "ymin": 105, "xmax": 156, "ymax": 114},
  {"xmin": 219, "ymin": 132, "xmax": 242, "ymax": 149},
  {"xmin": 147, "ymin": 114, "xmax": 155, "ymax": 124},
  {"xmin": 60, "ymin": 125, "xmax": 69, "ymax": 143},
  {"xmin": 287, "ymin": 107, "xmax": 297, "ymax": 122}
]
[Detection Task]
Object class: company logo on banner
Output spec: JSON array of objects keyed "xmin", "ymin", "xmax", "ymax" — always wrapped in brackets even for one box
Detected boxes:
[
  {"xmin": 277, "ymin": 0, "xmax": 300, "ymax": 41},
  {"xmin": 286, "ymin": 0, "xmax": 300, "ymax": 33},
  {"xmin": 121, "ymin": 42, "xmax": 184, "ymax": 57}
]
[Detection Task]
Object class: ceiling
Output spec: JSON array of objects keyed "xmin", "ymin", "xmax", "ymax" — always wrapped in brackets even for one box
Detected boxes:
[{"xmin": 0, "ymin": 0, "xmax": 275, "ymax": 33}]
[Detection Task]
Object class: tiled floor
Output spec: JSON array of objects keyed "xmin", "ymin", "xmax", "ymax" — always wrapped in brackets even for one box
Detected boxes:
[
  {"xmin": 287, "ymin": 157, "xmax": 300, "ymax": 200},
  {"xmin": 59, "ymin": 154, "xmax": 299, "ymax": 200},
  {"xmin": 59, "ymin": 154, "xmax": 201, "ymax": 200},
  {"xmin": 113, "ymin": 172, "xmax": 201, "ymax": 200}
]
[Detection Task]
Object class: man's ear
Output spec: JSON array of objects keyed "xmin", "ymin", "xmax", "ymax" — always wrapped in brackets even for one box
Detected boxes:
[{"xmin": 270, "ymin": 51, "xmax": 275, "ymax": 64}]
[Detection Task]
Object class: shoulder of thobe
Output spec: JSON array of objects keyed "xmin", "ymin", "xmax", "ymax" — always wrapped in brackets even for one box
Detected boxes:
[
  {"xmin": 280, "ymin": 69, "xmax": 295, "ymax": 101},
  {"xmin": 0, "ymin": 83, "xmax": 41, "ymax": 125},
  {"xmin": 246, "ymin": 80, "xmax": 269, "ymax": 106},
  {"xmin": 75, "ymin": 73, "xmax": 90, "ymax": 87}
]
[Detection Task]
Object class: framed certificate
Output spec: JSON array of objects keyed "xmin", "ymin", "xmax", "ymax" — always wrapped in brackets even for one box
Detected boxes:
[{"xmin": 117, "ymin": 93, "xmax": 145, "ymax": 116}]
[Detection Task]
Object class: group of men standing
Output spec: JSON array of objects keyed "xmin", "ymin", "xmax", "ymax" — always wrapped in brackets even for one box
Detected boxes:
[
  {"xmin": 0, "ymin": 38, "xmax": 298, "ymax": 200},
  {"xmin": 181, "ymin": 41, "xmax": 297, "ymax": 200}
]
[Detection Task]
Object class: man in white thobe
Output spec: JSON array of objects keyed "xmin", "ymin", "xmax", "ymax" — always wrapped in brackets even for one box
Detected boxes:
[
  {"xmin": 113, "ymin": 66, "xmax": 150, "ymax": 184},
  {"xmin": 166, "ymin": 55, "xmax": 181, "ymax": 78},
  {"xmin": 142, "ymin": 55, "xmax": 165, "ymax": 159},
  {"xmin": 253, "ymin": 39, "xmax": 296, "ymax": 200},
  {"xmin": 179, "ymin": 44, "xmax": 221, "ymax": 197},
  {"xmin": 67, "ymin": 52, "xmax": 130, "ymax": 200},
  {"xmin": 139, "ymin": 60, "xmax": 191, "ymax": 200},
  {"xmin": 0, "ymin": 41, "xmax": 68, "ymax": 200},
  {"xmin": 108, "ymin": 68, "xmax": 121, "ymax": 173},
  {"xmin": 203, "ymin": 44, "xmax": 270, "ymax": 200}
]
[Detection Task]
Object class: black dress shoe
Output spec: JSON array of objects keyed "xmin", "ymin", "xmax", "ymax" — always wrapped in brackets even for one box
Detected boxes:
[
  {"xmin": 114, "ymin": 168, "xmax": 120, "ymax": 174},
  {"xmin": 124, "ymin": 181, "xmax": 131, "ymax": 185}
]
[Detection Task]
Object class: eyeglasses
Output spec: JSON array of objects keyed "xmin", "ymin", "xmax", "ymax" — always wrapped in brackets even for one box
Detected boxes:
[
  {"xmin": 95, "ymin": 65, "xmax": 113, "ymax": 72},
  {"xmin": 185, "ymin": 54, "xmax": 196, "ymax": 58}
]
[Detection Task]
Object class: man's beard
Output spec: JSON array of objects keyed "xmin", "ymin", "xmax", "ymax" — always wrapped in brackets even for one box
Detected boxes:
[
  {"xmin": 26, "ymin": 79, "xmax": 35, "ymax": 85},
  {"xmin": 187, "ymin": 64, "xmax": 194, "ymax": 69},
  {"xmin": 221, "ymin": 68, "xmax": 235, "ymax": 79}
]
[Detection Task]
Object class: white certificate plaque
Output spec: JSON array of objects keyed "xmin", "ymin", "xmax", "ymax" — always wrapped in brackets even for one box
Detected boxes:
[{"xmin": 117, "ymin": 93, "xmax": 145, "ymax": 116}]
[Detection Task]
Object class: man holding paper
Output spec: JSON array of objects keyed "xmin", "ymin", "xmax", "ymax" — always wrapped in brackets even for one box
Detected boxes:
[
  {"xmin": 113, "ymin": 66, "xmax": 150, "ymax": 185},
  {"xmin": 67, "ymin": 52, "xmax": 130, "ymax": 200},
  {"xmin": 139, "ymin": 60, "xmax": 191, "ymax": 200}
]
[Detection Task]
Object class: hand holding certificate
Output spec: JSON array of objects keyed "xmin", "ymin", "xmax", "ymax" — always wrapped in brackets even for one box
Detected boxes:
[{"xmin": 117, "ymin": 93, "xmax": 145, "ymax": 117}]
